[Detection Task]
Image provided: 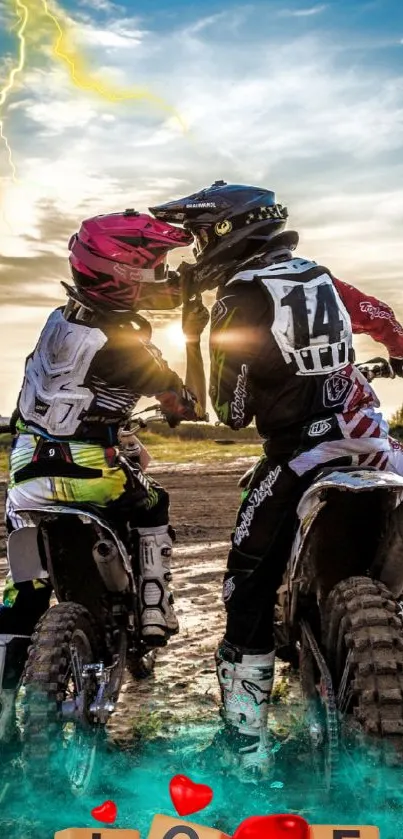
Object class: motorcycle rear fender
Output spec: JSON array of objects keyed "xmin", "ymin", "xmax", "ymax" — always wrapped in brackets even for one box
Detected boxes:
[
  {"xmin": 299, "ymin": 468, "xmax": 403, "ymax": 508},
  {"xmin": 287, "ymin": 468, "xmax": 403, "ymax": 622},
  {"xmin": 293, "ymin": 468, "xmax": 403, "ymax": 574},
  {"xmin": 7, "ymin": 505, "xmax": 133, "ymax": 583},
  {"xmin": 7, "ymin": 526, "xmax": 49, "ymax": 584}
]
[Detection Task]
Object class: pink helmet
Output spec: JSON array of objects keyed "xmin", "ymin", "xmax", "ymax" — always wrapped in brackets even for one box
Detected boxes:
[{"xmin": 66, "ymin": 210, "xmax": 193, "ymax": 313}]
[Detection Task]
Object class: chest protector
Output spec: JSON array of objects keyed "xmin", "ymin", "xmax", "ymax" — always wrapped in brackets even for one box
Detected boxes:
[{"xmin": 18, "ymin": 309, "xmax": 107, "ymax": 436}]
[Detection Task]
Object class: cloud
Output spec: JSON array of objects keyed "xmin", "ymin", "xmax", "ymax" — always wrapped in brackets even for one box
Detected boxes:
[
  {"xmin": 76, "ymin": 0, "xmax": 121, "ymax": 13},
  {"xmin": 183, "ymin": 12, "xmax": 226, "ymax": 34},
  {"xmin": 1, "ymin": 2, "xmax": 403, "ymax": 413},
  {"xmin": 278, "ymin": 4, "xmax": 328, "ymax": 17},
  {"xmin": 182, "ymin": 12, "xmax": 232, "ymax": 36},
  {"xmin": 1, "ymin": 6, "xmax": 402, "ymax": 271},
  {"xmin": 71, "ymin": 17, "xmax": 146, "ymax": 48},
  {"xmin": 0, "ymin": 254, "xmax": 66, "ymax": 306}
]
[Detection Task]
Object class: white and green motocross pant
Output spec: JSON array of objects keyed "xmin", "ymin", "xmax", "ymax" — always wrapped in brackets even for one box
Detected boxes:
[{"xmin": 3, "ymin": 431, "xmax": 169, "ymax": 612}]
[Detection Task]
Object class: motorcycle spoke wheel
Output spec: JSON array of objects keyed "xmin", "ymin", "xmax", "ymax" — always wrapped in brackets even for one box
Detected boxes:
[
  {"xmin": 323, "ymin": 576, "xmax": 403, "ymax": 801},
  {"xmin": 22, "ymin": 602, "xmax": 103, "ymax": 797}
]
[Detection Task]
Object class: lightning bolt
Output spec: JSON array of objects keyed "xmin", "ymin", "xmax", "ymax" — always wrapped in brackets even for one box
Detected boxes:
[
  {"xmin": 40, "ymin": 0, "xmax": 187, "ymax": 130},
  {"xmin": 0, "ymin": 0, "xmax": 28, "ymax": 182},
  {"xmin": 0, "ymin": 0, "xmax": 187, "ymax": 183}
]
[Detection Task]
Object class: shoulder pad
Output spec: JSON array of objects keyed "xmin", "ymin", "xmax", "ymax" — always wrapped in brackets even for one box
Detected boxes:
[
  {"xmin": 226, "ymin": 270, "xmax": 260, "ymax": 286},
  {"xmin": 254, "ymin": 257, "xmax": 319, "ymax": 276},
  {"xmin": 226, "ymin": 257, "xmax": 320, "ymax": 286}
]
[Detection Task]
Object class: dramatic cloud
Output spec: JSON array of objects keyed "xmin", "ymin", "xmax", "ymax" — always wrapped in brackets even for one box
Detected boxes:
[{"xmin": 0, "ymin": 0, "xmax": 402, "ymax": 414}]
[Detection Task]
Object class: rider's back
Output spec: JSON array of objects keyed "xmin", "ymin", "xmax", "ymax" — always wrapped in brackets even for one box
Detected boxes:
[
  {"xmin": 16, "ymin": 307, "xmax": 181, "ymax": 444},
  {"xmin": 210, "ymin": 256, "xmax": 377, "ymax": 437}
]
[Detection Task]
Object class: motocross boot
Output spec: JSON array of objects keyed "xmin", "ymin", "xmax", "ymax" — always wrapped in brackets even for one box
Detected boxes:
[
  {"xmin": 207, "ymin": 639, "xmax": 276, "ymax": 781},
  {"xmin": 137, "ymin": 526, "xmax": 179, "ymax": 646},
  {"xmin": 0, "ymin": 633, "xmax": 31, "ymax": 743},
  {"xmin": 0, "ymin": 581, "xmax": 52, "ymax": 742}
]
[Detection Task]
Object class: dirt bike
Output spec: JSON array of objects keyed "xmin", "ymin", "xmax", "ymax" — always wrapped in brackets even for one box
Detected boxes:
[
  {"xmin": 0, "ymin": 406, "xmax": 186, "ymax": 796},
  {"xmin": 240, "ymin": 358, "xmax": 403, "ymax": 790}
]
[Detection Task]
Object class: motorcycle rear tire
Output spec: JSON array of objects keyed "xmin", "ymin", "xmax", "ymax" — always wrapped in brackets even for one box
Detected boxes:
[
  {"xmin": 22, "ymin": 601, "xmax": 103, "ymax": 796},
  {"xmin": 323, "ymin": 575, "xmax": 403, "ymax": 766}
]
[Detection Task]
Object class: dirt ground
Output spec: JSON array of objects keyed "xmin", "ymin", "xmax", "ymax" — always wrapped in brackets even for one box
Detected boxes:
[{"xmin": 0, "ymin": 458, "xmax": 300, "ymax": 745}]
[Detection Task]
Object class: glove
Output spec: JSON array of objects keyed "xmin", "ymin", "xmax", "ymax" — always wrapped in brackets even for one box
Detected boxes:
[
  {"xmin": 178, "ymin": 262, "xmax": 209, "ymax": 340},
  {"xmin": 357, "ymin": 357, "xmax": 395, "ymax": 382},
  {"xmin": 158, "ymin": 387, "xmax": 205, "ymax": 427},
  {"xmin": 390, "ymin": 357, "xmax": 403, "ymax": 377},
  {"xmin": 182, "ymin": 296, "xmax": 210, "ymax": 341}
]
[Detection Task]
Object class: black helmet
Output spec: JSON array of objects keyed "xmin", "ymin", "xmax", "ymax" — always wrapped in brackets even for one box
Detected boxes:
[{"xmin": 150, "ymin": 181, "xmax": 299, "ymax": 290}]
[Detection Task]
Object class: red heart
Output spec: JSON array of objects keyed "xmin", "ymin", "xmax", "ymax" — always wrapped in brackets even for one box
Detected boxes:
[
  {"xmin": 169, "ymin": 774, "xmax": 213, "ymax": 816},
  {"xmin": 91, "ymin": 800, "xmax": 118, "ymax": 824},
  {"xmin": 233, "ymin": 814, "xmax": 310, "ymax": 839}
]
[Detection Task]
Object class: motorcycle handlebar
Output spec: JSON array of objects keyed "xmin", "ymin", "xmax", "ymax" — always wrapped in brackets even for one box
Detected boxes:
[
  {"xmin": 0, "ymin": 407, "xmax": 210, "ymax": 437},
  {"xmin": 125, "ymin": 405, "xmax": 209, "ymax": 432},
  {"xmin": 0, "ymin": 362, "xmax": 392, "ymax": 437}
]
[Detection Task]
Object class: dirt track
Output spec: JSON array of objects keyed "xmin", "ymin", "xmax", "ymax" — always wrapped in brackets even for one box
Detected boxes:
[{"xmin": 0, "ymin": 458, "xmax": 298, "ymax": 745}]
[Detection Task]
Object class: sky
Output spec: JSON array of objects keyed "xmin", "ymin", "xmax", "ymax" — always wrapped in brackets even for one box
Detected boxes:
[{"xmin": 0, "ymin": 0, "xmax": 403, "ymax": 419}]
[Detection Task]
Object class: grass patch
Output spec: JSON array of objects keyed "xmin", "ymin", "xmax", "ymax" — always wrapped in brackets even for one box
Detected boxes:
[
  {"xmin": 0, "ymin": 449, "xmax": 8, "ymax": 474},
  {"xmin": 0, "ymin": 432, "xmax": 261, "ymax": 477},
  {"xmin": 140, "ymin": 432, "xmax": 261, "ymax": 464}
]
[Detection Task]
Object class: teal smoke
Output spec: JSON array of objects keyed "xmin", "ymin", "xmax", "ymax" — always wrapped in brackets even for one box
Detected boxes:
[{"xmin": 1, "ymin": 723, "xmax": 403, "ymax": 839}]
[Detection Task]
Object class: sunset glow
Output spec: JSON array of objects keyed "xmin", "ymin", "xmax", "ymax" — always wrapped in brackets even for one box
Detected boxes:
[
  {"xmin": 0, "ymin": 0, "xmax": 402, "ymax": 419},
  {"xmin": 164, "ymin": 321, "xmax": 186, "ymax": 350}
]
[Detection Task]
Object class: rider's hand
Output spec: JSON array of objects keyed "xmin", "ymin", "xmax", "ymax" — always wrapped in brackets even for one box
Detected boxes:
[
  {"xmin": 178, "ymin": 262, "xmax": 209, "ymax": 341},
  {"xmin": 162, "ymin": 412, "xmax": 182, "ymax": 430},
  {"xmin": 390, "ymin": 357, "xmax": 403, "ymax": 377},
  {"xmin": 182, "ymin": 296, "xmax": 210, "ymax": 341},
  {"xmin": 158, "ymin": 387, "xmax": 205, "ymax": 426},
  {"xmin": 358, "ymin": 357, "xmax": 396, "ymax": 381}
]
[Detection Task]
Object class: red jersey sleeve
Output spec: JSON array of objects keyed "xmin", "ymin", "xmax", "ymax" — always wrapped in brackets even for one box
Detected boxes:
[{"xmin": 333, "ymin": 276, "xmax": 403, "ymax": 359}]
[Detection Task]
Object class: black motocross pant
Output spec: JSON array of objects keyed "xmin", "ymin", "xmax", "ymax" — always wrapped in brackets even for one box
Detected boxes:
[
  {"xmin": 222, "ymin": 449, "xmax": 308, "ymax": 653},
  {"xmin": 222, "ymin": 419, "xmax": 372, "ymax": 653}
]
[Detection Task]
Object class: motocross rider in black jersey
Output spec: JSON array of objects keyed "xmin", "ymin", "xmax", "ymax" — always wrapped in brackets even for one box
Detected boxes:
[{"xmin": 151, "ymin": 181, "xmax": 403, "ymax": 780}]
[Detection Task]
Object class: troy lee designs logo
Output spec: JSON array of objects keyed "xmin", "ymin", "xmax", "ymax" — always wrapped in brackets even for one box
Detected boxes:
[
  {"xmin": 233, "ymin": 466, "xmax": 282, "ymax": 546},
  {"xmin": 359, "ymin": 301, "xmax": 403, "ymax": 336},
  {"xmin": 323, "ymin": 373, "xmax": 353, "ymax": 406},
  {"xmin": 231, "ymin": 364, "xmax": 248, "ymax": 428},
  {"xmin": 211, "ymin": 299, "xmax": 228, "ymax": 328},
  {"xmin": 308, "ymin": 419, "xmax": 332, "ymax": 437},
  {"xmin": 222, "ymin": 575, "xmax": 236, "ymax": 603}
]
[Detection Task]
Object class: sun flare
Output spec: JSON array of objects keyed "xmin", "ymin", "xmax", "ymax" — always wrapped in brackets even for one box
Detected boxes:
[{"xmin": 165, "ymin": 322, "xmax": 186, "ymax": 349}]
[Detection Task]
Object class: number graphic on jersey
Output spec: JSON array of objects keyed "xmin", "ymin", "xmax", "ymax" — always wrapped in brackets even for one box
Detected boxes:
[
  {"xmin": 258, "ymin": 271, "xmax": 353, "ymax": 376},
  {"xmin": 281, "ymin": 284, "xmax": 344, "ymax": 349}
]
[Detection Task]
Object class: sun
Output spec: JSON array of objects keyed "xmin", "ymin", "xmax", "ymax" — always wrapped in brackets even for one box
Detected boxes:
[{"xmin": 165, "ymin": 322, "xmax": 186, "ymax": 349}]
